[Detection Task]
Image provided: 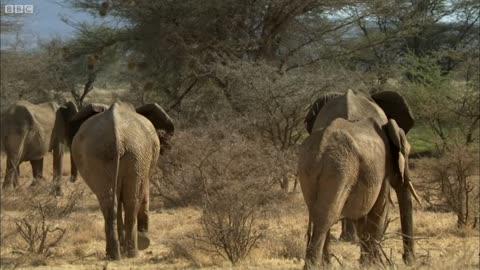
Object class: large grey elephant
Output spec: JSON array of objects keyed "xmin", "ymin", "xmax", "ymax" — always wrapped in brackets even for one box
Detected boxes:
[
  {"xmin": 1, "ymin": 100, "xmax": 79, "ymax": 195},
  {"xmin": 68, "ymin": 102, "xmax": 174, "ymax": 260},
  {"xmin": 298, "ymin": 89, "xmax": 421, "ymax": 269}
]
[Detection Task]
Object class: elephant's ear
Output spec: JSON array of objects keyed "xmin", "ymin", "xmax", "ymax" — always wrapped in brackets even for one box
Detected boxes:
[
  {"xmin": 50, "ymin": 101, "xmax": 79, "ymax": 150},
  {"xmin": 136, "ymin": 103, "xmax": 175, "ymax": 152},
  {"xmin": 371, "ymin": 91, "xmax": 415, "ymax": 134},
  {"xmin": 66, "ymin": 103, "xmax": 108, "ymax": 146},
  {"xmin": 386, "ymin": 119, "xmax": 422, "ymax": 205},
  {"xmin": 304, "ymin": 92, "xmax": 342, "ymax": 134}
]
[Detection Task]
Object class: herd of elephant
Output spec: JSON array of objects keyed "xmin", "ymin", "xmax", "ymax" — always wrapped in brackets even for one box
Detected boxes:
[{"xmin": 1, "ymin": 89, "xmax": 421, "ymax": 269}]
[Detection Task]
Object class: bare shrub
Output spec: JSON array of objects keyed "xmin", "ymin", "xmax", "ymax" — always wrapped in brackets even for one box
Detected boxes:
[
  {"xmin": 22, "ymin": 186, "xmax": 86, "ymax": 219},
  {"xmin": 39, "ymin": 187, "xmax": 86, "ymax": 219},
  {"xmin": 159, "ymin": 131, "xmax": 278, "ymax": 265},
  {"xmin": 153, "ymin": 123, "xmax": 287, "ymax": 207},
  {"xmin": 164, "ymin": 240, "xmax": 202, "ymax": 267},
  {"xmin": 4, "ymin": 186, "xmax": 85, "ymax": 258},
  {"xmin": 12, "ymin": 202, "xmax": 67, "ymax": 257},
  {"xmin": 198, "ymin": 194, "xmax": 263, "ymax": 265},
  {"xmin": 418, "ymin": 145, "xmax": 479, "ymax": 228},
  {"xmin": 1, "ymin": 185, "xmax": 85, "ymax": 218},
  {"xmin": 275, "ymin": 231, "xmax": 305, "ymax": 260}
]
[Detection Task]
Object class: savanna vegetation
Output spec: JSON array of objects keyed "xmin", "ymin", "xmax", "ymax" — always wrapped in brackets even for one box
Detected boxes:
[{"xmin": 1, "ymin": 0, "xmax": 479, "ymax": 269}]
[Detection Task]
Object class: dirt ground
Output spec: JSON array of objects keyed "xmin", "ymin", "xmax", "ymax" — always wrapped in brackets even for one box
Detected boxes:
[{"xmin": 0, "ymin": 153, "xmax": 478, "ymax": 269}]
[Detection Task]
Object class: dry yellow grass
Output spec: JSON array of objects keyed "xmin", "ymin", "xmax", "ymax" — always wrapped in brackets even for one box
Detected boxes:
[{"xmin": 1, "ymin": 153, "xmax": 478, "ymax": 269}]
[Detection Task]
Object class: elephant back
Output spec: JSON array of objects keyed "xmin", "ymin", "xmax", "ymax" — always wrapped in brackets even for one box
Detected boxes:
[
  {"xmin": 3, "ymin": 101, "xmax": 36, "ymax": 130},
  {"xmin": 111, "ymin": 103, "xmax": 161, "ymax": 158},
  {"xmin": 312, "ymin": 90, "xmax": 388, "ymax": 132}
]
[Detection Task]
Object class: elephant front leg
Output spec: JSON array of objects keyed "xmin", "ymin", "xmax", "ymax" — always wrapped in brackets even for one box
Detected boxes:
[{"xmin": 30, "ymin": 159, "xmax": 44, "ymax": 186}]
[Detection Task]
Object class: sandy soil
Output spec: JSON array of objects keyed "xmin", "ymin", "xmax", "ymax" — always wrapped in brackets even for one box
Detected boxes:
[{"xmin": 0, "ymin": 153, "xmax": 478, "ymax": 269}]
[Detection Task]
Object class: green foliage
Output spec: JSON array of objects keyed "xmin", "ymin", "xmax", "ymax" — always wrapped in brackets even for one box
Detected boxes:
[
  {"xmin": 402, "ymin": 52, "xmax": 480, "ymax": 149},
  {"xmin": 407, "ymin": 125, "xmax": 437, "ymax": 153}
]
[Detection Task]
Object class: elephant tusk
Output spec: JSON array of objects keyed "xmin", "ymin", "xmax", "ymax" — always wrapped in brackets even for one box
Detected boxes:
[{"xmin": 408, "ymin": 181, "xmax": 422, "ymax": 207}]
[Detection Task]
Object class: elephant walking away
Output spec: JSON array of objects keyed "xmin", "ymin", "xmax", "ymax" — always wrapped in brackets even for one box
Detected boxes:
[
  {"xmin": 68, "ymin": 102, "xmax": 174, "ymax": 260},
  {"xmin": 298, "ymin": 89, "xmax": 421, "ymax": 269},
  {"xmin": 1, "ymin": 100, "xmax": 78, "ymax": 195}
]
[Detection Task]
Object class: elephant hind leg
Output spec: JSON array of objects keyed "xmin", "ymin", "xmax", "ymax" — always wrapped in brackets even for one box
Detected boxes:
[
  {"xmin": 305, "ymin": 185, "xmax": 351, "ymax": 268},
  {"xmin": 3, "ymin": 133, "xmax": 27, "ymax": 190},
  {"xmin": 137, "ymin": 190, "xmax": 150, "ymax": 250},
  {"xmin": 322, "ymin": 229, "xmax": 332, "ymax": 264},
  {"xmin": 356, "ymin": 181, "xmax": 390, "ymax": 266},
  {"xmin": 305, "ymin": 227, "xmax": 328, "ymax": 270},
  {"xmin": 98, "ymin": 195, "xmax": 121, "ymax": 260},
  {"xmin": 123, "ymin": 198, "xmax": 140, "ymax": 258},
  {"xmin": 3, "ymin": 156, "xmax": 20, "ymax": 190},
  {"xmin": 117, "ymin": 198, "xmax": 125, "ymax": 251},
  {"xmin": 30, "ymin": 159, "xmax": 44, "ymax": 185}
]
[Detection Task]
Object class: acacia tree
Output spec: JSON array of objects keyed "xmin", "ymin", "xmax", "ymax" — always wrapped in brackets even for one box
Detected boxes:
[
  {"xmin": 62, "ymin": 0, "xmax": 379, "ymax": 108},
  {"xmin": 344, "ymin": 0, "xmax": 479, "ymax": 91}
]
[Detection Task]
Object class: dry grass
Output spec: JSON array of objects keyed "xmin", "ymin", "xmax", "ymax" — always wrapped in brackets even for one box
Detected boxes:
[{"xmin": 1, "ymin": 153, "xmax": 478, "ymax": 269}]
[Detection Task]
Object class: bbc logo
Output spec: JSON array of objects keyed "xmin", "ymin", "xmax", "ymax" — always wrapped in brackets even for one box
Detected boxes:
[{"xmin": 4, "ymin": 5, "xmax": 34, "ymax": 14}]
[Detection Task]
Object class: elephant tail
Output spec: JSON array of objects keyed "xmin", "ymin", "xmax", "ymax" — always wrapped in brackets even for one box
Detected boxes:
[
  {"xmin": 112, "ymin": 138, "xmax": 121, "ymax": 243},
  {"xmin": 111, "ymin": 104, "xmax": 124, "ymax": 248}
]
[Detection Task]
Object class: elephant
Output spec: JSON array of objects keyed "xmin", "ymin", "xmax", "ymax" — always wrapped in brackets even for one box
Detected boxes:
[
  {"xmin": 68, "ymin": 102, "xmax": 174, "ymax": 260},
  {"xmin": 304, "ymin": 90, "xmax": 418, "ymax": 243},
  {"xmin": 1, "ymin": 100, "xmax": 79, "ymax": 195},
  {"xmin": 298, "ymin": 89, "xmax": 421, "ymax": 269}
]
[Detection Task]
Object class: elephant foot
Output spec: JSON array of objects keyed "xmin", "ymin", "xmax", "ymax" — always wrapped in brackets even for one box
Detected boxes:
[
  {"xmin": 69, "ymin": 175, "xmax": 78, "ymax": 183},
  {"xmin": 50, "ymin": 185, "xmax": 64, "ymax": 197},
  {"xmin": 138, "ymin": 231, "xmax": 150, "ymax": 250},
  {"xmin": 303, "ymin": 259, "xmax": 320, "ymax": 270},
  {"xmin": 106, "ymin": 244, "xmax": 121, "ymax": 260},
  {"xmin": 2, "ymin": 182, "xmax": 14, "ymax": 191},
  {"xmin": 402, "ymin": 252, "xmax": 414, "ymax": 265},
  {"xmin": 339, "ymin": 233, "xmax": 357, "ymax": 242},
  {"xmin": 126, "ymin": 248, "xmax": 139, "ymax": 258},
  {"xmin": 30, "ymin": 178, "xmax": 45, "ymax": 187},
  {"xmin": 359, "ymin": 250, "xmax": 382, "ymax": 267}
]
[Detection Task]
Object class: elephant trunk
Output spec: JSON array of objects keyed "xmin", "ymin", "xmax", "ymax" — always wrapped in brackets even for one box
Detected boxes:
[
  {"xmin": 394, "ymin": 169, "xmax": 415, "ymax": 264},
  {"xmin": 70, "ymin": 152, "xmax": 78, "ymax": 183},
  {"xmin": 158, "ymin": 124, "xmax": 174, "ymax": 155},
  {"xmin": 52, "ymin": 142, "xmax": 64, "ymax": 196}
]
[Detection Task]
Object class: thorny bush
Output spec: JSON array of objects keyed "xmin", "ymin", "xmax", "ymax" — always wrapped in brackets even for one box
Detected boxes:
[
  {"xmin": 153, "ymin": 122, "xmax": 293, "ymax": 207},
  {"xmin": 417, "ymin": 145, "xmax": 480, "ymax": 228}
]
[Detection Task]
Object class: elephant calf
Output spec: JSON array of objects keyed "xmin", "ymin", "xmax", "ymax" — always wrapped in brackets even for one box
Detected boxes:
[{"xmin": 68, "ymin": 102, "xmax": 174, "ymax": 259}]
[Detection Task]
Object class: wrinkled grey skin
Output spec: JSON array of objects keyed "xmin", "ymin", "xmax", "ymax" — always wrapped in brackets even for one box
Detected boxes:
[
  {"xmin": 69, "ymin": 102, "xmax": 174, "ymax": 260},
  {"xmin": 1, "ymin": 100, "xmax": 78, "ymax": 195},
  {"xmin": 299, "ymin": 89, "xmax": 417, "ymax": 269}
]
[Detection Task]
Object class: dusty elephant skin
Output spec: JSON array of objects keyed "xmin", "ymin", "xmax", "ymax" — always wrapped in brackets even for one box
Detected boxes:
[
  {"xmin": 69, "ymin": 102, "xmax": 174, "ymax": 260},
  {"xmin": 1, "ymin": 100, "xmax": 78, "ymax": 195},
  {"xmin": 299, "ymin": 89, "xmax": 420, "ymax": 269}
]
